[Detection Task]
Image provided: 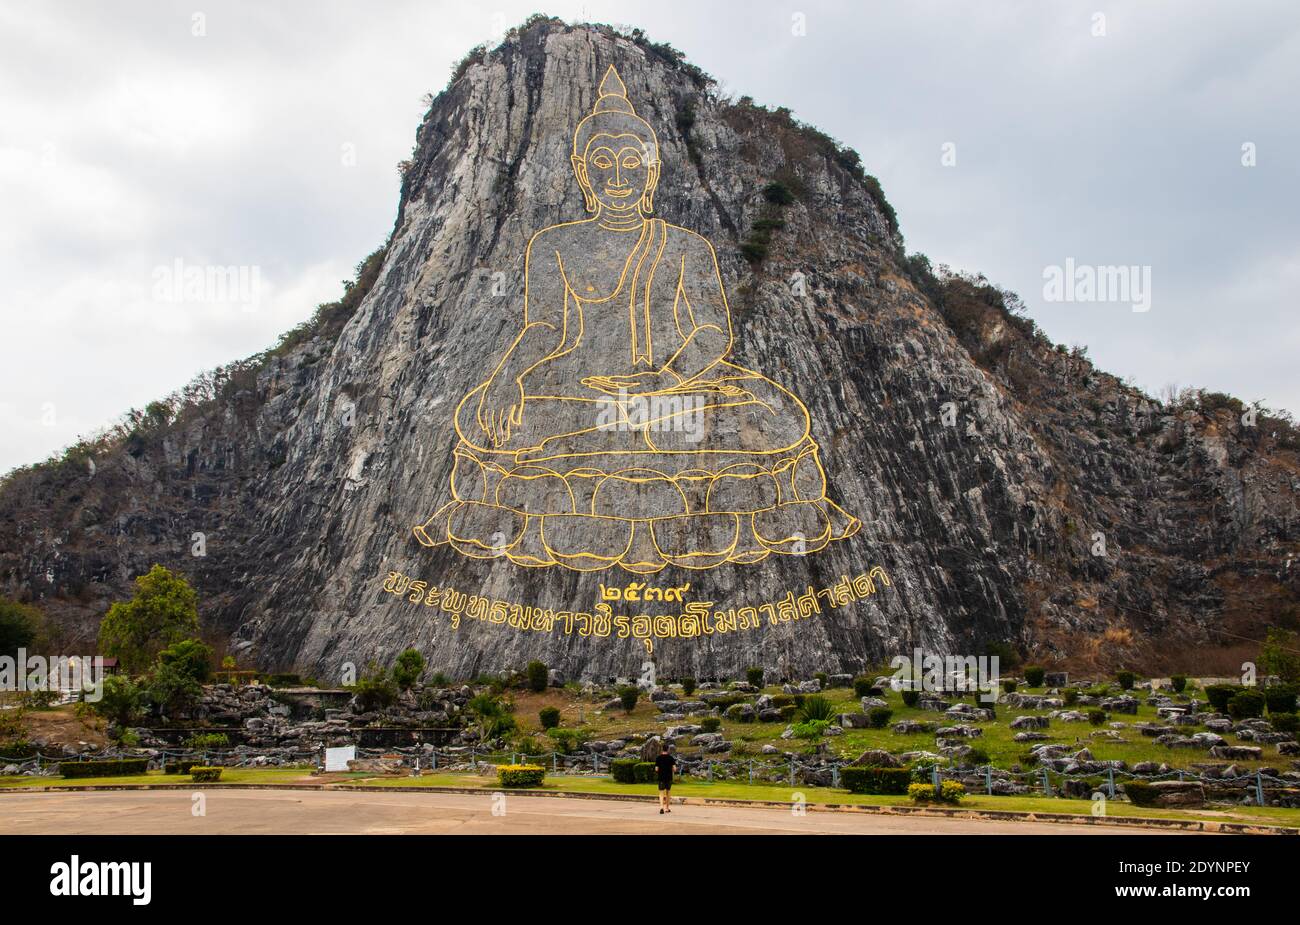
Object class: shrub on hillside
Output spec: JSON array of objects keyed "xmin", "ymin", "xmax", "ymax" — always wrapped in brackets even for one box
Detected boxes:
[
  {"xmin": 497, "ymin": 764, "xmax": 545, "ymax": 788},
  {"xmin": 814, "ymin": 672, "xmax": 829, "ymax": 689},
  {"xmin": 1023, "ymin": 666, "xmax": 1045, "ymax": 687},
  {"xmin": 468, "ymin": 693, "xmax": 517, "ymax": 742},
  {"xmin": 60, "ymin": 759, "xmax": 149, "ymax": 779},
  {"xmin": 156, "ymin": 638, "xmax": 213, "ymax": 683},
  {"xmin": 1260, "ymin": 627, "xmax": 1300, "ymax": 684},
  {"xmin": 392, "ymin": 649, "xmax": 426, "ymax": 690},
  {"xmin": 739, "ymin": 239, "xmax": 768, "ymax": 264},
  {"xmin": 610, "ymin": 758, "xmax": 656, "ymax": 784},
  {"xmin": 146, "ymin": 659, "xmax": 204, "ymax": 717},
  {"xmin": 545, "ymin": 727, "xmax": 588, "ymax": 754},
  {"xmin": 762, "ymin": 181, "xmax": 796, "ymax": 205},
  {"xmin": 538, "ymin": 706, "xmax": 560, "ymax": 730},
  {"xmin": 1087, "ymin": 710, "xmax": 1107, "ymax": 726},
  {"xmin": 1205, "ymin": 684, "xmax": 1239, "ymax": 714},
  {"xmin": 907, "ymin": 782, "xmax": 934, "ymax": 803},
  {"xmin": 1264, "ymin": 685, "xmax": 1297, "ymax": 715},
  {"xmin": 908, "ymin": 780, "xmax": 964, "ymax": 804},
  {"xmin": 526, "ymin": 661, "xmax": 549, "ymax": 693},
  {"xmin": 1269, "ymin": 712, "xmax": 1299, "ymax": 734},
  {"xmin": 901, "ymin": 689, "xmax": 920, "ymax": 707},
  {"xmin": 91, "ymin": 675, "xmax": 144, "ymax": 727},
  {"xmin": 985, "ymin": 641, "xmax": 1020, "ymax": 670},
  {"xmin": 726, "ymin": 703, "xmax": 756, "ymax": 723},
  {"xmin": 1170, "ymin": 674, "xmax": 1187, "ymax": 693},
  {"xmin": 189, "ymin": 766, "xmax": 222, "ymax": 783},
  {"xmin": 700, "ymin": 716, "xmax": 721, "ymax": 733},
  {"xmin": 1115, "ymin": 670, "xmax": 1136, "ymax": 691},
  {"xmin": 1062, "ymin": 688, "xmax": 1080, "ymax": 706},
  {"xmin": 792, "ymin": 720, "xmax": 829, "ymax": 742},
  {"xmin": 681, "ymin": 677, "xmax": 697, "ymax": 697},
  {"xmin": 0, "ymin": 596, "xmax": 43, "ymax": 656},
  {"xmin": 1001, "ymin": 679, "xmax": 1018, "ymax": 694},
  {"xmin": 1227, "ymin": 689, "xmax": 1266, "ymax": 719},
  {"xmin": 352, "ymin": 666, "xmax": 398, "ymax": 712},
  {"xmin": 841, "ymin": 766, "xmax": 911, "ymax": 795},
  {"xmin": 939, "ymin": 780, "xmax": 965, "ymax": 803},
  {"xmin": 184, "ymin": 732, "xmax": 229, "ymax": 749},
  {"xmin": 617, "ymin": 686, "xmax": 640, "ymax": 713},
  {"xmin": 853, "ymin": 676, "xmax": 875, "ymax": 697},
  {"xmin": 746, "ymin": 667, "xmax": 765, "ymax": 687},
  {"xmin": 868, "ymin": 707, "xmax": 893, "ymax": 728}
]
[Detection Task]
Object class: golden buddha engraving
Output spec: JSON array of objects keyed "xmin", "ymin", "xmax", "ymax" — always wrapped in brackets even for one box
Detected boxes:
[{"xmin": 413, "ymin": 66, "xmax": 859, "ymax": 573}]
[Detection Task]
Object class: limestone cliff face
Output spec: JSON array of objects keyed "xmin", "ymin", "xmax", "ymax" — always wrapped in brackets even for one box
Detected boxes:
[{"xmin": 2, "ymin": 20, "xmax": 1297, "ymax": 681}]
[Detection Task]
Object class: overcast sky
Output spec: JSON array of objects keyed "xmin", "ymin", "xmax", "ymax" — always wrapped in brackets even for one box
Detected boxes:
[{"xmin": 2, "ymin": 0, "xmax": 1297, "ymax": 473}]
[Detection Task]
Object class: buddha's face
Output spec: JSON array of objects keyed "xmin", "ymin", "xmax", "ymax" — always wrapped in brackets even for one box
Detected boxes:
[{"xmin": 575, "ymin": 133, "xmax": 659, "ymax": 214}]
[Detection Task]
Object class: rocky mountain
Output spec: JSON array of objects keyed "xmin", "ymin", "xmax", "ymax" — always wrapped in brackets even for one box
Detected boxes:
[{"xmin": 2, "ymin": 18, "xmax": 1297, "ymax": 682}]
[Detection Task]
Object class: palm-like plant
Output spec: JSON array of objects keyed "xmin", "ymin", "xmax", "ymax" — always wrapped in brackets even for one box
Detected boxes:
[
  {"xmin": 468, "ymin": 693, "xmax": 516, "ymax": 743},
  {"xmin": 797, "ymin": 694, "xmax": 836, "ymax": 723}
]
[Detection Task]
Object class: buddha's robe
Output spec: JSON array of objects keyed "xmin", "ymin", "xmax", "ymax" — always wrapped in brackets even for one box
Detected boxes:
[
  {"xmin": 454, "ymin": 218, "xmax": 810, "ymax": 460},
  {"xmin": 418, "ymin": 217, "xmax": 859, "ymax": 572}
]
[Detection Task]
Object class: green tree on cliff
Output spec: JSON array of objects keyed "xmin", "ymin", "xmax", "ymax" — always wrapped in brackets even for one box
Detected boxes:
[
  {"xmin": 1260, "ymin": 627, "xmax": 1300, "ymax": 684},
  {"xmin": 0, "ymin": 597, "xmax": 45, "ymax": 656},
  {"xmin": 98, "ymin": 565, "xmax": 200, "ymax": 673},
  {"xmin": 392, "ymin": 648, "xmax": 426, "ymax": 690}
]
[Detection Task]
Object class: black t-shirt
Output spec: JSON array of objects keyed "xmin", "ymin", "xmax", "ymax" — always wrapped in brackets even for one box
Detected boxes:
[{"xmin": 654, "ymin": 753, "xmax": 675, "ymax": 780}]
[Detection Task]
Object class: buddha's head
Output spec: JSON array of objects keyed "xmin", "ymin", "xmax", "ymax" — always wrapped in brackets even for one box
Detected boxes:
[{"xmin": 572, "ymin": 66, "xmax": 660, "ymax": 217}]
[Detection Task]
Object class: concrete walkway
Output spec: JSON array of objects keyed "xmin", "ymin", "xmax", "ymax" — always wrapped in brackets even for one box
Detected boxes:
[{"xmin": 0, "ymin": 788, "xmax": 1177, "ymax": 835}]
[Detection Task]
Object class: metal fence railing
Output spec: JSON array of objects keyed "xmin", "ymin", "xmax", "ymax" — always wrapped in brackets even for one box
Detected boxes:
[{"xmin": 3, "ymin": 745, "xmax": 1294, "ymax": 806}]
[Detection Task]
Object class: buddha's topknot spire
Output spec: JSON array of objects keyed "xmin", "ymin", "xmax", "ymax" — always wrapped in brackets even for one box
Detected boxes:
[{"xmin": 593, "ymin": 65, "xmax": 635, "ymax": 115}]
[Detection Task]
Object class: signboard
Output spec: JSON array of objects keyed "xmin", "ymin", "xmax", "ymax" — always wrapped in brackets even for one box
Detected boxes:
[{"xmin": 324, "ymin": 745, "xmax": 356, "ymax": 772}]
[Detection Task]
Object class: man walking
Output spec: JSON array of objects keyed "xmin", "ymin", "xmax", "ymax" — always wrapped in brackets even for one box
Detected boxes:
[{"xmin": 655, "ymin": 742, "xmax": 676, "ymax": 814}]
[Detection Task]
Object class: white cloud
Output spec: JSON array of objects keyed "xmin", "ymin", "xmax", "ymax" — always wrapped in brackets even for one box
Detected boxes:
[{"xmin": 1, "ymin": 0, "xmax": 1298, "ymax": 473}]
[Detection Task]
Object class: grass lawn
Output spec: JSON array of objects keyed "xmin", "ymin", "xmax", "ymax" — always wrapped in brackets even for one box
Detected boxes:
[
  {"xmin": 0, "ymin": 767, "xmax": 327, "ymax": 789},
  {"xmin": 3, "ymin": 764, "xmax": 1297, "ymax": 829},
  {"xmin": 577, "ymin": 683, "xmax": 1286, "ymax": 773},
  {"xmin": 357, "ymin": 770, "xmax": 1300, "ymax": 829}
]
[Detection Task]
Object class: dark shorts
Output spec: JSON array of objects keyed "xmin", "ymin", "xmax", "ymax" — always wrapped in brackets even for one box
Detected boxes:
[{"xmin": 657, "ymin": 779, "xmax": 672, "ymax": 791}]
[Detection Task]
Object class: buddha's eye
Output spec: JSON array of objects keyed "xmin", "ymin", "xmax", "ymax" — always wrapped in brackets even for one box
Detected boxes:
[
  {"xmin": 591, "ymin": 155, "xmax": 613, "ymax": 169},
  {"xmin": 621, "ymin": 155, "xmax": 642, "ymax": 169}
]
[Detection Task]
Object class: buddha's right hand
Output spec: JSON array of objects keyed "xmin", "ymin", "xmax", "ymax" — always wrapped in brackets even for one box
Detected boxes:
[{"xmin": 477, "ymin": 376, "xmax": 525, "ymax": 448}]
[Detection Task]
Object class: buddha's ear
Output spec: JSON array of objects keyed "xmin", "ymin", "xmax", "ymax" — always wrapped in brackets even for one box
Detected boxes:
[
  {"xmin": 641, "ymin": 163, "xmax": 660, "ymax": 213},
  {"xmin": 571, "ymin": 155, "xmax": 597, "ymax": 213}
]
